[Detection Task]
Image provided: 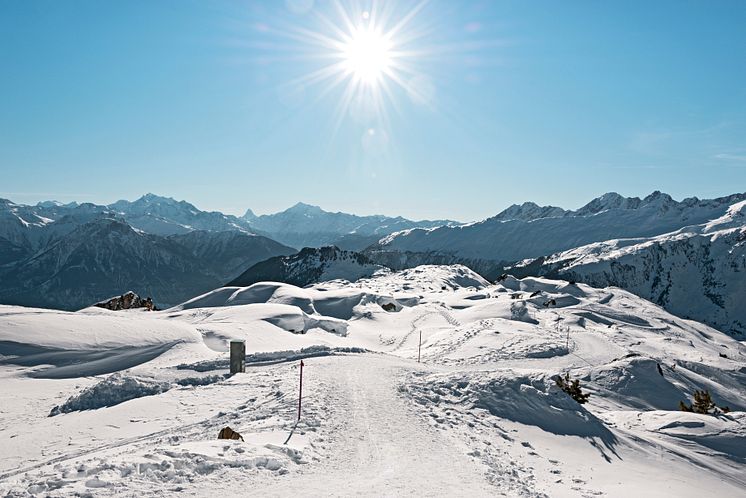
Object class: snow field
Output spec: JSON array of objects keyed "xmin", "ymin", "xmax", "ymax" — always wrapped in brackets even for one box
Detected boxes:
[{"xmin": 1, "ymin": 264, "xmax": 745, "ymax": 496}]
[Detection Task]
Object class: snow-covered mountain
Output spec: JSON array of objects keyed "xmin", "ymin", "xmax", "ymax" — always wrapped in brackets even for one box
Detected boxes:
[
  {"xmin": 109, "ymin": 193, "xmax": 255, "ymax": 236},
  {"xmin": 0, "ymin": 194, "xmax": 257, "ymax": 251},
  {"xmin": 511, "ymin": 200, "xmax": 746, "ymax": 337},
  {"xmin": 228, "ymin": 246, "xmax": 384, "ymax": 288},
  {"xmin": 0, "ymin": 199, "xmax": 111, "ymax": 252},
  {"xmin": 243, "ymin": 202, "xmax": 456, "ymax": 249},
  {"xmin": 0, "ymin": 218, "xmax": 295, "ymax": 310},
  {"xmin": 372, "ymin": 191, "xmax": 746, "ymax": 264},
  {"xmin": 0, "ymin": 218, "xmax": 219, "ymax": 310}
]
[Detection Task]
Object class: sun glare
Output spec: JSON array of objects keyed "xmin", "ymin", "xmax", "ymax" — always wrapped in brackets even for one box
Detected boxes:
[
  {"xmin": 274, "ymin": 1, "xmax": 441, "ymax": 139},
  {"xmin": 342, "ymin": 28, "xmax": 392, "ymax": 84}
]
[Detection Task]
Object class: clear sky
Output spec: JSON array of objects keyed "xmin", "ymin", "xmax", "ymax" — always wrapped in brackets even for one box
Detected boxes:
[{"xmin": 1, "ymin": 0, "xmax": 745, "ymax": 222}]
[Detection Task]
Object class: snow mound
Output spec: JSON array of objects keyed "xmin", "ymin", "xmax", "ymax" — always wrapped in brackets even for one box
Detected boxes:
[
  {"xmin": 253, "ymin": 303, "xmax": 349, "ymax": 336},
  {"xmin": 171, "ymin": 280, "xmax": 420, "ymax": 324},
  {"xmin": 50, "ymin": 373, "xmax": 230, "ymax": 415},
  {"xmin": 0, "ymin": 340, "xmax": 183, "ymax": 379},
  {"xmin": 353, "ymin": 264, "xmax": 489, "ymax": 294},
  {"xmin": 403, "ymin": 370, "xmax": 615, "ymax": 441},
  {"xmin": 50, "ymin": 374, "xmax": 171, "ymax": 415},
  {"xmin": 173, "ymin": 283, "xmax": 310, "ymax": 311},
  {"xmin": 0, "ymin": 305, "xmax": 199, "ymax": 350},
  {"xmin": 582, "ymin": 356, "xmax": 688, "ymax": 411},
  {"xmin": 608, "ymin": 410, "xmax": 746, "ymax": 461}
]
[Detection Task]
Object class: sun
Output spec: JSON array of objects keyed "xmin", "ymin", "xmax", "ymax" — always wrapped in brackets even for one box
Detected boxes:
[
  {"xmin": 341, "ymin": 27, "xmax": 392, "ymax": 84},
  {"xmin": 272, "ymin": 1, "xmax": 441, "ymax": 134}
]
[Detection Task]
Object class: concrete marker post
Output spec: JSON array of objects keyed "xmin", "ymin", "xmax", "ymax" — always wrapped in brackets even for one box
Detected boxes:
[{"xmin": 230, "ymin": 340, "xmax": 245, "ymax": 374}]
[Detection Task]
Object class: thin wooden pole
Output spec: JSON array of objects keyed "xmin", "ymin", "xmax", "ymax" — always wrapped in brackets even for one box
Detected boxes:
[{"xmin": 418, "ymin": 330, "xmax": 422, "ymax": 363}]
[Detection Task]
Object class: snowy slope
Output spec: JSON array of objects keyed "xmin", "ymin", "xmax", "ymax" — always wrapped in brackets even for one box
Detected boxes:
[
  {"xmin": 1, "ymin": 265, "xmax": 744, "ymax": 496},
  {"xmin": 513, "ymin": 200, "xmax": 746, "ymax": 337}
]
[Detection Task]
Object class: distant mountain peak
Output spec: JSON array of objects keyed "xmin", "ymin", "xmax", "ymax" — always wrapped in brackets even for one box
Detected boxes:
[
  {"xmin": 576, "ymin": 192, "xmax": 642, "ymax": 215},
  {"xmin": 576, "ymin": 191, "xmax": 676, "ymax": 216},
  {"xmin": 243, "ymin": 208, "xmax": 257, "ymax": 221},
  {"xmin": 642, "ymin": 190, "xmax": 674, "ymax": 204},
  {"xmin": 36, "ymin": 200, "xmax": 64, "ymax": 208},
  {"xmin": 131, "ymin": 193, "xmax": 186, "ymax": 206},
  {"xmin": 287, "ymin": 202, "xmax": 325, "ymax": 214},
  {"xmin": 493, "ymin": 201, "xmax": 567, "ymax": 222}
]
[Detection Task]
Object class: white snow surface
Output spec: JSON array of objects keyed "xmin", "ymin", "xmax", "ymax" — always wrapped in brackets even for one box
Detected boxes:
[
  {"xmin": 530, "ymin": 203, "xmax": 746, "ymax": 336},
  {"xmin": 0, "ymin": 264, "xmax": 745, "ymax": 496}
]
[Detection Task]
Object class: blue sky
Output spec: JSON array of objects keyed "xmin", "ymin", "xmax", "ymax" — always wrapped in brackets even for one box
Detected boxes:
[{"xmin": 1, "ymin": 0, "xmax": 745, "ymax": 221}]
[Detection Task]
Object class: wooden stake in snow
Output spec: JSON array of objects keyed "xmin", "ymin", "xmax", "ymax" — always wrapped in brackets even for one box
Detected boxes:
[
  {"xmin": 418, "ymin": 330, "xmax": 422, "ymax": 363},
  {"xmin": 297, "ymin": 360, "xmax": 304, "ymax": 421}
]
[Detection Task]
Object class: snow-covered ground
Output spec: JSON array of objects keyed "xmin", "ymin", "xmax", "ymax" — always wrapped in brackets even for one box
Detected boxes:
[
  {"xmin": 517, "ymin": 198, "xmax": 746, "ymax": 337},
  {"xmin": 1, "ymin": 265, "xmax": 744, "ymax": 496}
]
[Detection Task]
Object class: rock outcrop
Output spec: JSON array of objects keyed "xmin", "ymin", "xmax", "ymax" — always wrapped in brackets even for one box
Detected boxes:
[{"xmin": 94, "ymin": 291, "xmax": 157, "ymax": 311}]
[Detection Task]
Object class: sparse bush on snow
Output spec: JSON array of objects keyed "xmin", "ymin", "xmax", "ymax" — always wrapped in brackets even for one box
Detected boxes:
[
  {"xmin": 679, "ymin": 390, "xmax": 730, "ymax": 415},
  {"xmin": 555, "ymin": 373, "xmax": 590, "ymax": 404}
]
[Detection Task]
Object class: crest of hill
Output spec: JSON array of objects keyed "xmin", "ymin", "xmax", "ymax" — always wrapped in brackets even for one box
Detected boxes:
[{"xmin": 228, "ymin": 246, "xmax": 383, "ymax": 288}]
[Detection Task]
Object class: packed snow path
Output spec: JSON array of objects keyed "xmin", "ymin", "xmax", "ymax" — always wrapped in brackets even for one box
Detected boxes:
[{"xmin": 244, "ymin": 355, "xmax": 495, "ymax": 497}]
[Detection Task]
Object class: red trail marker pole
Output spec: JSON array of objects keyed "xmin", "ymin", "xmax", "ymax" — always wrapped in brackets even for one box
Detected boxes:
[{"xmin": 297, "ymin": 360, "xmax": 304, "ymax": 421}]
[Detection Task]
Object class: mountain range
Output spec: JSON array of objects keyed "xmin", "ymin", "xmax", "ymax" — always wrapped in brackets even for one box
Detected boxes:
[
  {"xmin": 0, "ymin": 194, "xmax": 451, "ymax": 309},
  {"xmin": 0, "ymin": 216, "xmax": 294, "ymax": 310},
  {"xmin": 1, "ymin": 191, "xmax": 744, "ymax": 338},
  {"xmin": 242, "ymin": 202, "xmax": 455, "ymax": 250},
  {"xmin": 371, "ymin": 191, "xmax": 746, "ymax": 264},
  {"xmin": 509, "ymin": 200, "xmax": 746, "ymax": 336}
]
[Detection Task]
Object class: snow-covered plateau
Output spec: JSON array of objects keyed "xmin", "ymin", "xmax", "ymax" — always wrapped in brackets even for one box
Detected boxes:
[{"xmin": 0, "ymin": 265, "xmax": 744, "ymax": 497}]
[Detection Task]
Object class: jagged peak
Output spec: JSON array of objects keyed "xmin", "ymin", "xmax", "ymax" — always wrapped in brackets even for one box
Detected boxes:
[
  {"xmin": 576, "ymin": 192, "xmax": 641, "ymax": 215},
  {"xmin": 493, "ymin": 201, "xmax": 567, "ymax": 222},
  {"xmin": 642, "ymin": 190, "xmax": 674, "ymax": 204}
]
